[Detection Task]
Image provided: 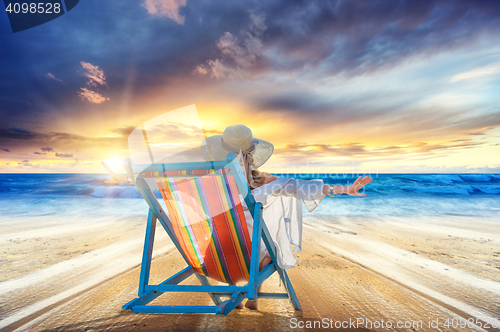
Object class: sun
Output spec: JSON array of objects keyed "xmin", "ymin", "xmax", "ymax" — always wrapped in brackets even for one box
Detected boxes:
[{"xmin": 102, "ymin": 158, "xmax": 125, "ymax": 174}]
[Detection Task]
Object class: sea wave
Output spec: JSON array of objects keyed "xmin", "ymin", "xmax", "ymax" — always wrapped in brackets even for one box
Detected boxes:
[
  {"xmin": 396, "ymin": 174, "xmax": 500, "ymax": 184},
  {"xmin": 473, "ymin": 185, "xmax": 500, "ymax": 194},
  {"xmin": 400, "ymin": 185, "xmax": 474, "ymax": 195},
  {"xmin": 459, "ymin": 174, "xmax": 500, "ymax": 182},
  {"xmin": 396, "ymin": 174, "xmax": 464, "ymax": 184},
  {"xmin": 1, "ymin": 174, "xmax": 499, "ymax": 200}
]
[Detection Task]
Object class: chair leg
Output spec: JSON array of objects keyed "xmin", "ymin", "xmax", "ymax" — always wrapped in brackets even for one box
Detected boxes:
[
  {"xmin": 283, "ymin": 270, "xmax": 301, "ymax": 310},
  {"xmin": 260, "ymin": 220, "xmax": 301, "ymax": 310},
  {"xmin": 138, "ymin": 210, "xmax": 156, "ymax": 296},
  {"xmin": 219, "ymin": 291, "xmax": 246, "ymax": 315}
]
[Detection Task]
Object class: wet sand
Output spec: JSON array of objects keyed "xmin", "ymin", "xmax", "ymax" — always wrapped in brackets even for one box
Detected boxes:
[{"xmin": 1, "ymin": 214, "xmax": 499, "ymax": 331}]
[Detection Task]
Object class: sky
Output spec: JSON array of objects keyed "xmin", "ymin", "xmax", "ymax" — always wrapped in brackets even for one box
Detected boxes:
[{"xmin": 0, "ymin": 0, "xmax": 499, "ymax": 174}]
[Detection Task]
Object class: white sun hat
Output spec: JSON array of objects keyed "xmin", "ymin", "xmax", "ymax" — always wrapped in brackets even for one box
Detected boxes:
[{"xmin": 200, "ymin": 125, "xmax": 274, "ymax": 186}]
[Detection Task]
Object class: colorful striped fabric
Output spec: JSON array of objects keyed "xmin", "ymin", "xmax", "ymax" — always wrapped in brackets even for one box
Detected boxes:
[
  {"xmin": 143, "ymin": 169, "xmax": 230, "ymax": 178},
  {"xmin": 154, "ymin": 171, "xmax": 252, "ymax": 284}
]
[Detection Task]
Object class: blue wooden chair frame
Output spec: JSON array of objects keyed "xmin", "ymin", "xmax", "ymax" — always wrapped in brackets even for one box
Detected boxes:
[{"xmin": 122, "ymin": 152, "xmax": 301, "ymax": 315}]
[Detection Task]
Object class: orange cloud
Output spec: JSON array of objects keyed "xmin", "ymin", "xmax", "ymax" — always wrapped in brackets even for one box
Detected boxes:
[
  {"xmin": 77, "ymin": 62, "xmax": 109, "ymax": 103},
  {"xmin": 143, "ymin": 0, "xmax": 187, "ymax": 24},
  {"xmin": 77, "ymin": 88, "xmax": 109, "ymax": 104},
  {"xmin": 80, "ymin": 61, "xmax": 108, "ymax": 88}
]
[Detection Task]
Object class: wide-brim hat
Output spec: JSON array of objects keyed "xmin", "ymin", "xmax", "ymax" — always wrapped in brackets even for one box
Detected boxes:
[{"xmin": 200, "ymin": 124, "xmax": 274, "ymax": 170}]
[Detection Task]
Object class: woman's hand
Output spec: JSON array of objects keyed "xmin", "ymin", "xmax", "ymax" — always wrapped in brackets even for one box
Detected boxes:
[
  {"xmin": 345, "ymin": 176, "xmax": 372, "ymax": 197},
  {"xmin": 324, "ymin": 176, "xmax": 373, "ymax": 197}
]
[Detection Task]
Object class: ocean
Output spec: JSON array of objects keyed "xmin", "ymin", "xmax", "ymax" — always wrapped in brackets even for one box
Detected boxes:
[{"xmin": 0, "ymin": 173, "xmax": 499, "ymax": 219}]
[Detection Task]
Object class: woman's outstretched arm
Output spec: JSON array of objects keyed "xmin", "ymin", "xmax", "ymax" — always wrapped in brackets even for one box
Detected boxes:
[{"xmin": 322, "ymin": 176, "xmax": 373, "ymax": 197}]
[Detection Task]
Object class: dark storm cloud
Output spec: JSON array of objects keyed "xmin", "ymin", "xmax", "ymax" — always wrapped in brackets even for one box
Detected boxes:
[
  {"xmin": 262, "ymin": 0, "xmax": 500, "ymax": 75},
  {"xmin": 194, "ymin": 0, "xmax": 500, "ymax": 81}
]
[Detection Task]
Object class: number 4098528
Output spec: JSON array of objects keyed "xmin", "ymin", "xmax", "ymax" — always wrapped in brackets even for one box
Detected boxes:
[{"xmin": 5, "ymin": 2, "xmax": 61, "ymax": 14}]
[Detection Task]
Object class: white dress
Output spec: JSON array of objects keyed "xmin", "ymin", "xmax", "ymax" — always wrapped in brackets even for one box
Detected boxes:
[{"xmin": 242, "ymin": 177, "xmax": 326, "ymax": 269}]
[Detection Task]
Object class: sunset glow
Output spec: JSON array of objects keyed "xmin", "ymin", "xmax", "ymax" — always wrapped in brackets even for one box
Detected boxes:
[{"xmin": 1, "ymin": 1, "xmax": 499, "ymax": 173}]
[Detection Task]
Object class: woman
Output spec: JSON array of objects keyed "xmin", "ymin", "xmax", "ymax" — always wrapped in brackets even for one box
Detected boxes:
[{"xmin": 201, "ymin": 125, "xmax": 372, "ymax": 309}]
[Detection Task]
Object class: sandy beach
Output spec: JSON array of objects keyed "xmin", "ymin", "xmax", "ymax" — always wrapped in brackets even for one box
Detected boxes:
[{"xmin": 1, "ymin": 207, "xmax": 499, "ymax": 332}]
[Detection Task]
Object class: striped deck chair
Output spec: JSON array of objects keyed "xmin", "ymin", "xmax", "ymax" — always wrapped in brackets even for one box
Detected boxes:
[{"xmin": 122, "ymin": 152, "xmax": 301, "ymax": 315}]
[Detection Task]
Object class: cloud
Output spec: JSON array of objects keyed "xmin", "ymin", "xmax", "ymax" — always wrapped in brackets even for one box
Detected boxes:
[
  {"xmin": 200, "ymin": 58, "xmax": 246, "ymax": 79},
  {"xmin": 202, "ymin": 128, "xmax": 223, "ymax": 136},
  {"xmin": 196, "ymin": 11, "xmax": 267, "ymax": 79},
  {"xmin": 275, "ymin": 135, "xmax": 488, "ymax": 161},
  {"xmin": 277, "ymin": 142, "xmax": 369, "ymax": 157},
  {"xmin": 1, "ymin": 148, "xmax": 10, "ymax": 152},
  {"xmin": 8, "ymin": 127, "xmax": 31, "ymax": 134},
  {"xmin": 77, "ymin": 87, "xmax": 110, "ymax": 104},
  {"xmin": 55, "ymin": 153, "xmax": 74, "ymax": 158},
  {"xmin": 258, "ymin": 1, "xmax": 500, "ymax": 78},
  {"xmin": 46, "ymin": 73, "xmax": 64, "ymax": 83},
  {"xmin": 141, "ymin": 122, "xmax": 205, "ymax": 143},
  {"xmin": 77, "ymin": 62, "xmax": 110, "ymax": 103},
  {"xmin": 143, "ymin": 0, "xmax": 187, "ymax": 24},
  {"xmin": 408, "ymin": 140, "xmax": 483, "ymax": 153},
  {"xmin": 34, "ymin": 151, "xmax": 44, "ymax": 155},
  {"xmin": 0, "ymin": 128, "xmax": 128, "ymax": 150},
  {"xmin": 194, "ymin": 65, "xmax": 208, "ymax": 75},
  {"xmin": 18, "ymin": 160, "xmax": 33, "ymax": 167},
  {"xmin": 111, "ymin": 126, "xmax": 136, "ymax": 137},
  {"xmin": 253, "ymin": 83, "xmax": 500, "ymax": 142},
  {"xmin": 80, "ymin": 61, "xmax": 108, "ymax": 88},
  {"xmin": 450, "ymin": 63, "xmax": 500, "ymax": 83},
  {"xmin": 256, "ymin": 92, "xmax": 340, "ymax": 114}
]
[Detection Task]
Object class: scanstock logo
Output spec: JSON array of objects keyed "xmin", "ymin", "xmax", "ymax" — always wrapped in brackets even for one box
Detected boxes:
[{"xmin": 3, "ymin": 0, "xmax": 79, "ymax": 33}]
